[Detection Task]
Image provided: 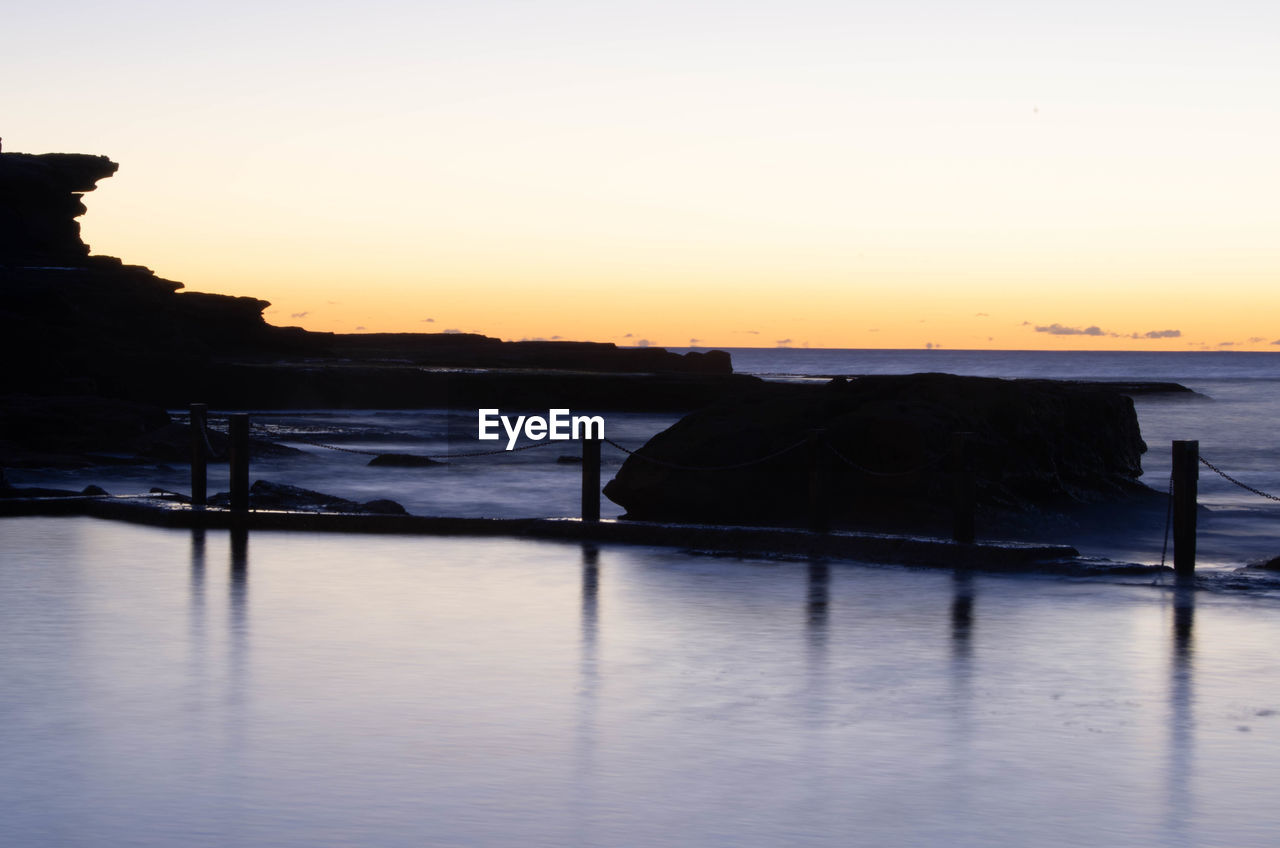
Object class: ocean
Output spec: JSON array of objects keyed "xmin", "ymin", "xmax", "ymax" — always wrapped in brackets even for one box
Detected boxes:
[
  {"xmin": 10, "ymin": 348, "xmax": 1280, "ymax": 567},
  {"xmin": 4, "ymin": 349, "xmax": 1280, "ymax": 846}
]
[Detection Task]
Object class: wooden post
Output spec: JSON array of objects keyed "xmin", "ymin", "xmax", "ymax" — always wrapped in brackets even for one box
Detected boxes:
[
  {"xmin": 951, "ymin": 432, "xmax": 975, "ymax": 544},
  {"xmin": 190, "ymin": 403, "xmax": 208, "ymax": 506},
  {"xmin": 581, "ymin": 435, "xmax": 601, "ymax": 523},
  {"xmin": 807, "ymin": 429, "xmax": 829, "ymax": 533},
  {"xmin": 229, "ymin": 413, "xmax": 250, "ymax": 512},
  {"xmin": 1172, "ymin": 440, "xmax": 1199, "ymax": 577}
]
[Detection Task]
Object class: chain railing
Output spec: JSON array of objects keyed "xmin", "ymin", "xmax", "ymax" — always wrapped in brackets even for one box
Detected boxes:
[
  {"xmin": 1198, "ymin": 455, "xmax": 1280, "ymax": 503},
  {"xmin": 201, "ymin": 414, "xmax": 960, "ymax": 477},
  {"xmin": 1161, "ymin": 444, "xmax": 1278, "ymax": 576}
]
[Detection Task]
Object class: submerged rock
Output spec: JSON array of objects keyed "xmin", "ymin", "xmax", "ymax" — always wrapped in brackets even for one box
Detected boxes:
[
  {"xmin": 604, "ymin": 373, "xmax": 1158, "ymax": 534},
  {"xmin": 367, "ymin": 453, "xmax": 444, "ymax": 467},
  {"xmin": 210, "ymin": 480, "xmax": 407, "ymax": 514}
]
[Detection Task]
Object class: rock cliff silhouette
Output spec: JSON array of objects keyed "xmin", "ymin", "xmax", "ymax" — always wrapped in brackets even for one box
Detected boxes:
[{"xmin": 0, "ymin": 151, "xmax": 739, "ymax": 408}]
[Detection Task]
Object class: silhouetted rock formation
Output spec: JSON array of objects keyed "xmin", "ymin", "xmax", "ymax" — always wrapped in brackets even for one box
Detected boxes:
[
  {"xmin": 0, "ymin": 394, "xmax": 171, "ymax": 466},
  {"xmin": 604, "ymin": 374, "xmax": 1159, "ymax": 533},
  {"xmin": 0, "ymin": 150, "xmax": 735, "ymax": 410},
  {"xmin": 0, "ymin": 153, "xmax": 118, "ymax": 265}
]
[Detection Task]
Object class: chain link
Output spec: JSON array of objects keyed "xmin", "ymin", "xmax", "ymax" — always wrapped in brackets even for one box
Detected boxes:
[
  {"xmin": 1198, "ymin": 455, "xmax": 1280, "ymax": 503},
  {"xmin": 246, "ymin": 423, "xmax": 558, "ymax": 459}
]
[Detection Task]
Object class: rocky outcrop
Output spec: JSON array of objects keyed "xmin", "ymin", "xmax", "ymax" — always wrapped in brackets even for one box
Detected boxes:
[
  {"xmin": 603, "ymin": 374, "xmax": 1157, "ymax": 533},
  {"xmin": 0, "ymin": 153, "xmax": 118, "ymax": 264},
  {"xmin": 0, "ymin": 394, "xmax": 171, "ymax": 466},
  {"xmin": 1, "ymin": 149, "xmax": 735, "ymax": 410}
]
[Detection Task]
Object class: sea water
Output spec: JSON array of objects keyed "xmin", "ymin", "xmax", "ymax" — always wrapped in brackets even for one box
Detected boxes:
[
  {"xmin": 10, "ymin": 349, "xmax": 1280, "ymax": 567},
  {"xmin": 2, "ymin": 517, "xmax": 1280, "ymax": 847},
  {"xmin": 4, "ymin": 350, "xmax": 1280, "ymax": 845}
]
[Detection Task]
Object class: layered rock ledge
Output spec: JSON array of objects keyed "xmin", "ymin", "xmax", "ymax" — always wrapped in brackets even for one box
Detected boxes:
[{"xmin": 0, "ymin": 150, "xmax": 735, "ymax": 410}]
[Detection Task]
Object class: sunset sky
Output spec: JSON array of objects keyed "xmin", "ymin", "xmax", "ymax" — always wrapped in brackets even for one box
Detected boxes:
[{"xmin": 6, "ymin": 0, "xmax": 1278, "ymax": 350}]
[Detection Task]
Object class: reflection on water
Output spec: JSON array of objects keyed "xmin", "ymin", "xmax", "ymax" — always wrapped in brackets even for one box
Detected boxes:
[
  {"xmin": 3, "ymin": 517, "xmax": 1280, "ymax": 847},
  {"xmin": 805, "ymin": 558, "xmax": 829, "ymax": 652},
  {"xmin": 951, "ymin": 570, "xmax": 974, "ymax": 659},
  {"xmin": 1167, "ymin": 577, "xmax": 1196, "ymax": 844},
  {"xmin": 190, "ymin": 528, "xmax": 206, "ymax": 644},
  {"xmin": 229, "ymin": 527, "xmax": 249, "ymax": 638}
]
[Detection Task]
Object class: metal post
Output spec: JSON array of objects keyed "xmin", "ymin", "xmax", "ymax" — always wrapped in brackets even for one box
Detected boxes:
[
  {"xmin": 229, "ymin": 413, "xmax": 250, "ymax": 512},
  {"xmin": 190, "ymin": 403, "xmax": 208, "ymax": 506},
  {"xmin": 581, "ymin": 435, "xmax": 601, "ymax": 523},
  {"xmin": 1172, "ymin": 440, "xmax": 1199, "ymax": 577},
  {"xmin": 951, "ymin": 432, "xmax": 975, "ymax": 544},
  {"xmin": 807, "ymin": 429, "xmax": 829, "ymax": 533}
]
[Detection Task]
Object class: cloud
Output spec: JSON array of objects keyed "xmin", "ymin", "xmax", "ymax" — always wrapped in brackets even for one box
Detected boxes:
[
  {"xmin": 738, "ymin": 329, "xmax": 760, "ymax": 335},
  {"xmin": 1035, "ymin": 323, "xmax": 1107, "ymax": 336},
  {"xmin": 421, "ymin": 317, "xmax": 435, "ymax": 323},
  {"xmin": 689, "ymin": 338, "xmax": 700, "ymax": 346},
  {"xmin": 290, "ymin": 311, "xmax": 309, "ymax": 319},
  {"xmin": 975, "ymin": 312, "xmax": 989, "ymax": 317},
  {"xmin": 1143, "ymin": 329, "xmax": 1181, "ymax": 339},
  {"xmin": 635, "ymin": 339, "xmax": 651, "ymax": 347},
  {"xmin": 1218, "ymin": 341, "xmax": 1237, "ymax": 347},
  {"xmin": 775, "ymin": 338, "xmax": 792, "ymax": 346},
  {"xmin": 355, "ymin": 325, "xmax": 366, "ymax": 331},
  {"xmin": 550, "ymin": 335, "xmax": 562, "ymax": 340},
  {"xmin": 443, "ymin": 328, "xmax": 463, "ymax": 334},
  {"xmin": 1273, "ymin": 339, "xmax": 1280, "ymax": 346},
  {"xmin": 1249, "ymin": 336, "xmax": 1265, "ymax": 343},
  {"xmin": 623, "ymin": 333, "xmax": 633, "ymax": 338}
]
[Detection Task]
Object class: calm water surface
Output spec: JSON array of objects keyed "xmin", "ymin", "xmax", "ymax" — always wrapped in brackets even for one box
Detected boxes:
[{"xmin": 3, "ymin": 517, "xmax": 1280, "ymax": 846}]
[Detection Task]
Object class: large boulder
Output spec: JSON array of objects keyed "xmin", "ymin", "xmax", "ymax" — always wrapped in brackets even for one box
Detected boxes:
[{"xmin": 603, "ymin": 373, "xmax": 1155, "ymax": 533}]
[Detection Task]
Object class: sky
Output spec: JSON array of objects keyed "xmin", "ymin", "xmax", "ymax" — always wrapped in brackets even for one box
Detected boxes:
[{"xmin": 5, "ymin": 0, "xmax": 1279, "ymax": 350}]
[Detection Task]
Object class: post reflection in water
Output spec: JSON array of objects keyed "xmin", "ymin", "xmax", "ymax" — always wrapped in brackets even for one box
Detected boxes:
[
  {"xmin": 946, "ymin": 568, "xmax": 977, "ymax": 807},
  {"xmin": 806, "ymin": 558, "xmax": 830, "ymax": 658},
  {"xmin": 950, "ymin": 570, "xmax": 974, "ymax": 665},
  {"xmin": 581, "ymin": 544, "xmax": 599, "ymax": 657},
  {"xmin": 575, "ymin": 543, "xmax": 601, "ymax": 832},
  {"xmin": 190, "ymin": 528, "xmax": 207, "ymax": 640},
  {"xmin": 228, "ymin": 527, "xmax": 250, "ymax": 722},
  {"xmin": 1168, "ymin": 576, "xmax": 1196, "ymax": 839},
  {"xmin": 229, "ymin": 528, "xmax": 249, "ymax": 638}
]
